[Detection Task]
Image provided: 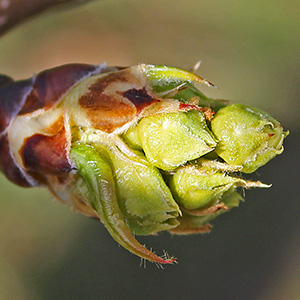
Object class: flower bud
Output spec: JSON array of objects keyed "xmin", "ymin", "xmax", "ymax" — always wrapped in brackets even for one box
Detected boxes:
[
  {"xmin": 169, "ymin": 159, "xmax": 267, "ymax": 210},
  {"xmin": 210, "ymin": 104, "xmax": 288, "ymax": 173},
  {"xmin": 123, "ymin": 110, "xmax": 216, "ymax": 171}
]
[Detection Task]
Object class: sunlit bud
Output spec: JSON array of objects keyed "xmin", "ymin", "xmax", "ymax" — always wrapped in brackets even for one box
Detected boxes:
[
  {"xmin": 124, "ymin": 110, "xmax": 216, "ymax": 171},
  {"xmin": 169, "ymin": 160, "xmax": 268, "ymax": 210},
  {"xmin": 210, "ymin": 104, "xmax": 288, "ymax": 173}
]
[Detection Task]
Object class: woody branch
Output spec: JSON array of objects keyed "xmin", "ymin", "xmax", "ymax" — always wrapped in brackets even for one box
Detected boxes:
[{"xmin": 0, "ymin": 0, "xmax": 94, "ymax": 37}]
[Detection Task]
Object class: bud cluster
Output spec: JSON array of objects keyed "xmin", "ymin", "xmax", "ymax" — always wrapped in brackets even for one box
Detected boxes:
[
  {"xmin": 0, "ymin": 63, "xmax": 287, "ymax": 264},
  {"xmin": 69, "ymin": 64, "xmax": 288, "ymax": 263}
]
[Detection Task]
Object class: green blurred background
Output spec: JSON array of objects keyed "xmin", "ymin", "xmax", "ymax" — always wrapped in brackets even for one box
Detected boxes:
[{"xmin": 0, "ymin": 0, "xmax": 299, "ymax": 299}]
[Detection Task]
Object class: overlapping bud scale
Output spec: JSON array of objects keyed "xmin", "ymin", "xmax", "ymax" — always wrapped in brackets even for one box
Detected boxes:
[{"xmin": 0, "ymin": 63, "xmax": 288, "ymax": 264}]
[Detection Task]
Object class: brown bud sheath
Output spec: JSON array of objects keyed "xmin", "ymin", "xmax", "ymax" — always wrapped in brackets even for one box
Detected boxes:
[{"xmin": 0, "ymin": 63, "xmax": 118, "ymax": 187}]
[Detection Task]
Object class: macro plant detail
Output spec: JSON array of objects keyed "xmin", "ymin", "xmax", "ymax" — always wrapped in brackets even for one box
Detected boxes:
[{"xmin": 0, "ymin": 63, "xmax": 288, "ymax": 264}]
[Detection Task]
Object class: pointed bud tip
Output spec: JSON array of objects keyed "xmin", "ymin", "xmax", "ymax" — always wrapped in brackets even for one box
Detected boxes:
[
  {"xmin": 244, "ymin": 181, "xmax": 272, "ymax": 188},
  {"xmin": 143, "ymin": 64, "xmax": 215, "ymax": 87}
]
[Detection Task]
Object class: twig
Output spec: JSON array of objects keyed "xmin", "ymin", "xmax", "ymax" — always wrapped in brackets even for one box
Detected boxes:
[{"xmin": 0, "ymin": 0, "xmax": 94, "ymax": 37}]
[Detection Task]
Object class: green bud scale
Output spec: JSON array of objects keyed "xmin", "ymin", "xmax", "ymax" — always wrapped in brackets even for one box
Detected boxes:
[{"xmin": 0, "ymin": 63, "xmax": 288, "ymax": 264}]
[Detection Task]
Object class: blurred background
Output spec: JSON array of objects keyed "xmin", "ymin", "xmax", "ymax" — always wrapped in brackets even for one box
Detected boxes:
[{"xmin": 0, "ymin": 0, "xmax": 299, "ymax": 299}]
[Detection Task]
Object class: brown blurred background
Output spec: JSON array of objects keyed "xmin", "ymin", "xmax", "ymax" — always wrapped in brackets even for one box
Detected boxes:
[{"xmin": 0, "ymin": 0, "xmax": 299, "ymax": 299}]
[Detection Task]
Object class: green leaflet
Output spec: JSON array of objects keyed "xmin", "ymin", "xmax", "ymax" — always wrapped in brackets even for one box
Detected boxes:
[
  {"xmin": 93, "ymin": 144, "xmax": 181, "ymax": 235},
  {"xmin": 70, "ymin": 144, "xmax": 176, "ymax": 264},
  {"xmin": 145, "ymin": 64, "xmax": 226, "ymax": 109}
]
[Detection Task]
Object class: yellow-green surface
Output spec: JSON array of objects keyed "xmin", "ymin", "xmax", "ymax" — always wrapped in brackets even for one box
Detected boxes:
[{"xmin": 0, "ymin": 0, "xmax": 299, "ymax": 299}]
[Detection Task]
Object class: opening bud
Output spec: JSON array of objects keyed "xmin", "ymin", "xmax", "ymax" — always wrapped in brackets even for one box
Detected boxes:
[
  {"xmin": 210, "ymin": 104, "xmax": 288, "ymax": 173},
  {"xmin": 123, "ymin": 110, "xmax": 216, "ymax": 171},
  {"xmin": 169, "ymin": 159, "xmax": 266, "ymax": 210}
]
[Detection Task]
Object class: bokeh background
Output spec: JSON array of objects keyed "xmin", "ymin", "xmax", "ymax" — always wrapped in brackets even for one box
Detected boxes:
[{"xmin": 0, "ymin": 0, "xmax": 299, "ymax": 299}]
